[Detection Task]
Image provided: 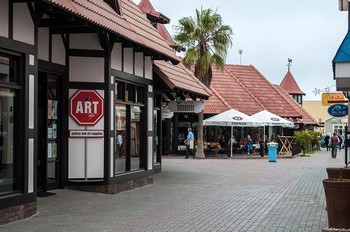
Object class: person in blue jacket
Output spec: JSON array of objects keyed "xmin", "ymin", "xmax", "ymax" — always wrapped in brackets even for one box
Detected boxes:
[
  {"xmin": 184, "ymin": 128, "xmax": 195, "ymax": 159},
  {"xmin": 247, "ymin": 135, "xmax": 253, "ymax": 154}
]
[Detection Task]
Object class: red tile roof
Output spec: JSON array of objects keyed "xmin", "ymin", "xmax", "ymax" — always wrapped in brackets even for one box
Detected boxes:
[
  {"xmin": 280, "ymin": 70, "xmax": 305, "ymax": 95},
  {"xmin": 44, "ymin": 0, "xmax": 179, "ymax": 63},
  {"xmin": 204, "ymin": 64, "xmax": 315, "ymax": 125},
  {"xmin": 205, "ymin": 66, "xmax": 265, "ymax": 115},
  {"xmin": 273, "ymin": 85, "xmax": 318, "ymax": 125},
  {"xmin": 138, "ymin": 0, "xmax": 176, "ymax": 47},
  {"xmin": 154, "ymin": 60, "xmax": 211, "ymax": 97},
  {"xmin": 224, "ymin": 65, "xmax": 301, "ymax": 118}
]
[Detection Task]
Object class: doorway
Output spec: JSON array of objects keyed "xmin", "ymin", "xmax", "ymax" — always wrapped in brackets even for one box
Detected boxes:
[{"xmin": 37, "ymin": 72, "xmax": 62, "ymax": 192}]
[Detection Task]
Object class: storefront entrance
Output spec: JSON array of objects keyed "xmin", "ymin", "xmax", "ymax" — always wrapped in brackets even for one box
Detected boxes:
[{"xmin": 37, "ymin": 72, "xmax": 62, "ymax": 192}]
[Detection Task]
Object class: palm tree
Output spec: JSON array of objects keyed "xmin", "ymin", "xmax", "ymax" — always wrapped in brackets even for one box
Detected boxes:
[{"xmin": 173, "ymin": 8, "xmax": 233, "ymax": 158}]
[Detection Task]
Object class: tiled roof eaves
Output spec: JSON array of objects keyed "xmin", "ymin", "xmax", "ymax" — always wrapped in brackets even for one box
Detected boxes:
[
  {"xmin": 224, "ymin": 65, "xmax": 266, "ymax": 112},
  {"xmin": 247, "ymin": 65, "xmax": 301, "ymax": 117},
  {"xmin": 181, "ymin": 63, "xmax": 212, "ymax": 96},
  {"xmin": 44, "ymin": 0, "xmax": 179, "ymax": 63},
  {"xmin": 210, "ymin": 87, "xmax": 232, "ymax": 109},
  {"xmin": 154, "ymin": 61, "xmax": 211, "ymax": 97}
]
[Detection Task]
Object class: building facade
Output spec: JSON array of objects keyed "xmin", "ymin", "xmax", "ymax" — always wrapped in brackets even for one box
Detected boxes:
[{"xmin": 0, "ymin": 0, "xmax": 208, "ymax": 224}]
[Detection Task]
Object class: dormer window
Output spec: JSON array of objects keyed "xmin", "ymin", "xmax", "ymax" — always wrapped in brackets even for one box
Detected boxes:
[{"xmin": 104, "ymin": 0, "xmax": 123, "ymax": 15}]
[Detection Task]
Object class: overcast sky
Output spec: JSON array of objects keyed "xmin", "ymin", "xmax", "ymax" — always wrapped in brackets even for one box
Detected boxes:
[{"xmin": 149, "ymin": 0, "xmax": 348, "ymax": 100}]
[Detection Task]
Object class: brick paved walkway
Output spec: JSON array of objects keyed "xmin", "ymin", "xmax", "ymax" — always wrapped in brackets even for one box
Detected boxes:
[{"xmin": 0, "ymin": 149, "xmax": 345, "ymax": 232}]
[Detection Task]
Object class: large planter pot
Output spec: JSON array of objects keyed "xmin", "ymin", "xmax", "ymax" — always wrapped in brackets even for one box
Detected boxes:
[
  {"xmin": 327, "ymin": 167, "xmax": 350, "ymax": 179},
  {"xmin": 323, "ymin": 179, "xmax": 350, "ymax": 229}
]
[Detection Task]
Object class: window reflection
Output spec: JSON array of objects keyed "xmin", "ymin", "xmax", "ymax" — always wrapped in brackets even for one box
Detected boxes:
[
  {"xmin": 0, "ymin": 89, "xmax": 16, "ymax": 193},
  {"xmin": 115, "ymin": 104, "xmax": 126, "ymax": 173},
  {"xmin": 131, "ymin": 106, "xmax": 141, "ymax": 170}
]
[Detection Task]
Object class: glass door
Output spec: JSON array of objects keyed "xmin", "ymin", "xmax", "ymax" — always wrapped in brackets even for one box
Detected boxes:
[{"xmin": 38, "ymin": 72, "xmax": 61, "ymax": 192}]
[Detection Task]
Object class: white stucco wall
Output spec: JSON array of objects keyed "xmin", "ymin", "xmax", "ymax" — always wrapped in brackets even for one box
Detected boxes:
[
  {"xmin": 123, "ymin": 47, "xmax": 133, "ymax": 74},
  {"xmin": 70, "ymin": 33, "xmax": 103, "ymax": 50},
  {"xmin": 69, "ymin": 57, "xmax": 104, "ymax": 82},
  {"xmin": 38, "ymin": 28, "xmax": 50, "ymax": 61},
  {"xmin": 134, "ymin": 52, "xmax": 144, "ymax": 77},
  {"xmin": 144, "ymin": 56, "xmax": 153, "ymax": 80},
  {"xmin": 52, "ymin": 34, "xmax": 66, "ymax": 65},
  {"xmin": 111, "ymin": 43, "xmax": 122, "ymax": 71},
  {"xmin": 0, "ymin": 0, "xmax": 9, "ymax": 38},
  {"xmin": 13, "ymin": 3, "xmax": 34, "ymax": 45},
  {"xmin": 68, "ymin": 89, "xmax": 105, "ymax": 179}
]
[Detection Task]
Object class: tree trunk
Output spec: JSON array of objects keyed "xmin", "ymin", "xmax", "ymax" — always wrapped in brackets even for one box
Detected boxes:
[{"xmin": 195, "ymin": 109, "xmax": 205, "ymax": 159}]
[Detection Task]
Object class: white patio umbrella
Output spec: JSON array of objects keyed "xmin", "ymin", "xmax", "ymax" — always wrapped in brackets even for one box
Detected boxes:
[
  {"xmin": 251, "ymin": 110, "xmax": 294, "ymax": 139},
  {"xmin": 204, "ymin": 109, "xmax": 263, "ymax": 156},
  {"xmin": 251, "ymin": 110, "xmax": 294, "ymax": 128}
]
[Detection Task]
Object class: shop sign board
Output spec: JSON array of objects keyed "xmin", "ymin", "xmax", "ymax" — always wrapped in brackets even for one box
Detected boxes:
[
  {"xmin": 328, "ymin": 104, "xmax": 348, "ymax": 117},
  {"xmin": 70, "ymin": 90, "xmax": 104, "ymax": 125},
  {"xmin": 322, "ymin": 93, "xmax": 345, "ymax": 106}
]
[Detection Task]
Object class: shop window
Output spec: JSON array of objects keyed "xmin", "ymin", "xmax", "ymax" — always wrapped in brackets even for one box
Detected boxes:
[
  {"xmin": 136, "ymin": 86, "xmax": 144, "ymax": 104},
  {"xmin": 114, "ymin": 79, "xmax": 145, "ymax": 174},
  {"xmin": 125, "ymin": 84, "xmax": 134, "ymax": 102},
  {"xmin": 0, "ymin": 53, "xmax": 21, "ymax": 195},
  {"xmin": 115, "ymin": 82, "xmax": 125, "ymax": 101}
]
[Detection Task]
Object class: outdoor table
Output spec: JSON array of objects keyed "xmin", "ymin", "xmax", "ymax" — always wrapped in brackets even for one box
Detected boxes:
[{"xmin": 278, "ymin": 136, "xmax": 295, "ymax": 156}]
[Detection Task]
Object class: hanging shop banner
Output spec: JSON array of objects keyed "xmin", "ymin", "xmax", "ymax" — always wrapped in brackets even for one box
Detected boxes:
[{"xmin": 70, "ymin": 90, "xmax": 104, "ymax": 125}]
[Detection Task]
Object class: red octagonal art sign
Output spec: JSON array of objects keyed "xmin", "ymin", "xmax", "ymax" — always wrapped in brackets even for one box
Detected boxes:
[{"xmin": 70, "ymin": 90, "xmax": 104, "ymax": 126}]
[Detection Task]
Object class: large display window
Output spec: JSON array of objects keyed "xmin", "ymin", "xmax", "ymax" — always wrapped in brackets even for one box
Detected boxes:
[
  {"xmin": 0, "ymin": 53, "xmax": 22, "ymax": 195},
  {"xmin": 115, "ymin": 81, "xmax": 145, "ymax": 174}
]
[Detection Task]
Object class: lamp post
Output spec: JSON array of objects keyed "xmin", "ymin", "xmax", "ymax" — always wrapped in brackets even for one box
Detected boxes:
[{"xmin": 333, "ymin": 0, "xmax": 350, "ymax": 166}]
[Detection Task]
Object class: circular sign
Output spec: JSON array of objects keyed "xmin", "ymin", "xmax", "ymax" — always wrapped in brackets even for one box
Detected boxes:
[
  {"xmin": 70, "ymin": 90, "xmax": 104, "ymax": 125},
  {"xmin": 232, "ymin": 116, "xmax": 243, "ymax": 121},
  {"xmin": 328, "ymin": 104, "xmax": 348, "ymax": 117}
]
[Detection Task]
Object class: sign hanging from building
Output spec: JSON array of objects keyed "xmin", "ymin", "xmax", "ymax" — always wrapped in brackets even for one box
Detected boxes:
[
  {"xmin": 328, "ymin": 104, "xmax": 348, "ymax": 117},
  {"xmin": 322, "ymin": 93, "xmax": 345, "ymax": 106},
  {"xmin": 70, "ymin": 90, "xmax": 104, "ymax": 125},
  {"xmin": 168, "ymin": 101, "xmax": 204, "ymax": 113}
]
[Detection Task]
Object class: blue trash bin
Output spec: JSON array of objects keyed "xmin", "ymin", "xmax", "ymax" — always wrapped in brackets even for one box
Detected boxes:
[{"xmin": 267, "ymin": 142, "xmax": 278, "ymax": 162}]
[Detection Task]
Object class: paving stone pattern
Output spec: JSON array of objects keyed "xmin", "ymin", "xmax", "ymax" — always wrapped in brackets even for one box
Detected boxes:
[{"xmin": 0, "ymin": 149, "xmax": 344, "ymax": 232}]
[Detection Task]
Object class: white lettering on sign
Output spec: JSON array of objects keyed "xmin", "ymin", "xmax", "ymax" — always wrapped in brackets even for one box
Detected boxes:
[{"xmin": 75, "ymin": 101, "xmax": 99, "ymax": 114}]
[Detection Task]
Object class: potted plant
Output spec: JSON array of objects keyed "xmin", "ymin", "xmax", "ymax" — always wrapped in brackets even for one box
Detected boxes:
[
  {"xmin": 323, "ymin": 177, "xmax": 350, "ymax": 229},
  {"xmin": 326, "ymin": 167, "xmax": 350, "ymax": 179}
]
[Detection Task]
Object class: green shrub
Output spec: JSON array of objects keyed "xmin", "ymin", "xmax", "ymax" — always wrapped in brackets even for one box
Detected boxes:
[{"xmin": 294, "ymin": 130, "xmax": 320, "ymax": 155}]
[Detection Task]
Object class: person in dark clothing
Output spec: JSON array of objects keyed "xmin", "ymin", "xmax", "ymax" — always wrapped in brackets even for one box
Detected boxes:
[
  {"xmin": 219, "ymin": 135, "xmax": 226, "ymax": 156},
  {"xmin": 331, "ymin": 133, "xmax": 339, "ymax": 158},
  {"xmin": 324, "ymin": 134, "xmax": 330, "ymax": 151}
]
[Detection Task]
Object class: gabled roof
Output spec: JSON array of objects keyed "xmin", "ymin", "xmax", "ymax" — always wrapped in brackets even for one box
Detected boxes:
[
  {"xmin": 273, "ymin": 85, "xmax": 318, "ymax": 125},
  {"xmin": 44, "ymin": 0, "xmax": 179, "ymax": 63},
  {"xmin": 138, "ymin": 0, "xmax": 176, "ymax": 48},
  {"xmin": 205, "ymin": 66, "xmax": 265, "ymax": 115},
  {"xmin": 280, "ymin": 70, "xmax": 305, "ymax": 95},
  {"xmin": 154, "ymin": 60, "xmax": 211, "ymax": 98},
  {"xmin": 204, "ymin": 64, "xmax": 317, "ymax": 125},
  {"xmin": 224, "ymin": 65, "xmax": 301, "ymax": 118},
  {"xmin": 138, "ymin": 0, "xmax": 170, "ymax": 24}
]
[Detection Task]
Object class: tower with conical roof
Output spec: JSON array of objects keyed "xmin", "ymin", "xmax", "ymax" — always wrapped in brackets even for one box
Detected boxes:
[{"xmin": 280, "ymin": 58, "xmax": 305, "ymax": 105}]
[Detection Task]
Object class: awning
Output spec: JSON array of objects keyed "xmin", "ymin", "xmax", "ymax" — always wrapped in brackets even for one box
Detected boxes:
[{"xmin": 154, "ymin": 60, "xmax": 211, "ymax": 98}]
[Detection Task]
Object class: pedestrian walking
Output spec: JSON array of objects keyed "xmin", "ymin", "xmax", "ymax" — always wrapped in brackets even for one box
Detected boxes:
[
  {"xmin": 247, "ymin": 135, "xmax": 253, "ymax": 155},
  {"xmin": 184, "ymin": 128, "xmax": 195, "ymax": 159},
  {"xmin": 338, "ymin": 134, "xmax": 343, "ymax": 151},
  {"xmin": 324, "ymin": 134, "xmax": 330, "ymax": 151},
  {"xmin": 331, "ymin": 132, "xmax": 339, "ymax": 158}
]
